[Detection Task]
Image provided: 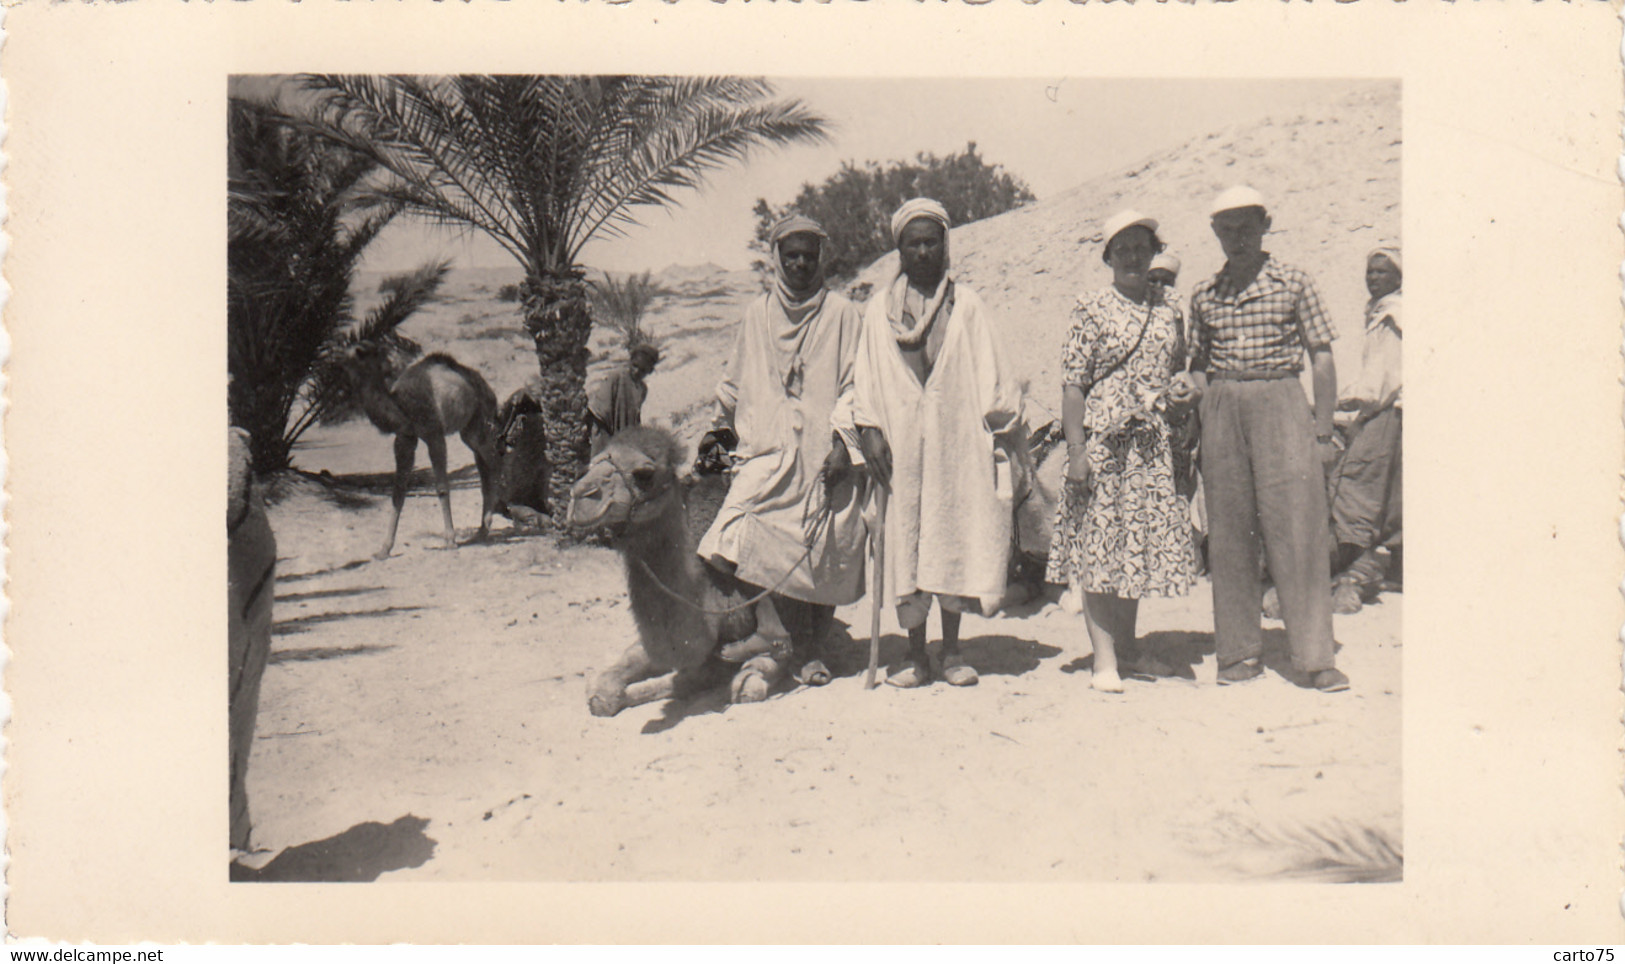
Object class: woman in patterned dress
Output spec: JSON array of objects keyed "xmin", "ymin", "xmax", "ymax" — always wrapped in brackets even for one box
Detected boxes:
[{"xmin": 1046, "ymin": 210, "xmax": 1199, "ymax": 692}]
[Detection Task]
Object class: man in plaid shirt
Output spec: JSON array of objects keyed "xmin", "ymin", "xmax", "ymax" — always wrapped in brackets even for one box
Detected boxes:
[{"xmin": 1181, "ymin": 186, "xmax": 1349, "ymax": 693}]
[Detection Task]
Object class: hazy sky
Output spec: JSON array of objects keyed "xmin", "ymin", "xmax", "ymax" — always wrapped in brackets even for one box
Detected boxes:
[{"xmin": 354, "ymin": 77, "xmax": 1365, "ymax": 276}]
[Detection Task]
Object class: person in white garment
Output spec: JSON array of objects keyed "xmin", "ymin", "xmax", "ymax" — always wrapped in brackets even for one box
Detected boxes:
[
  {"xmin": 697, "ymin": 214, "xmax": 868, "ymax": 686},
  {"xmin": 839, "ymin": 197, "xmax": 1025, "ymax": 689}
]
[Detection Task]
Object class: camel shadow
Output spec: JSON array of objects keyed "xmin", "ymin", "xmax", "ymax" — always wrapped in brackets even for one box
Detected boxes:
[
  {"xmin": 640, "ymin": 679, "xmax": 732, "ymax": 735},
  {"xmin": 230, "ymin": 815, "xmax": 435, "ymax": 882}
]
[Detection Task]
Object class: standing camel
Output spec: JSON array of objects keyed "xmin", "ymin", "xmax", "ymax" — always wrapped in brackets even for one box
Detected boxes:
[{"xmin": 345, "ymin": 345, "xmax": 501, "ymax": 558}]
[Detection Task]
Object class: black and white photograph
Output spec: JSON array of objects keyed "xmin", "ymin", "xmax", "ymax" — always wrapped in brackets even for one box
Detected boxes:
[
  {"xmin": 7, "ymin": 2, "xmax": 1620, "ymax": 946},
  {"xmin": 225, "ymin": 74, "xmax": 1402, "ymax": 883}
]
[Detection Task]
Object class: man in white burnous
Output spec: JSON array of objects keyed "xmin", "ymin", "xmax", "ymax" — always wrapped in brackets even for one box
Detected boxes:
[
  {"xmin": 838, "ymin": 198, "xmax": 1026, "ymax": 689},
  {"xmin": 698, "ymin": 215, "xmax": 869, "ymax": 691}
]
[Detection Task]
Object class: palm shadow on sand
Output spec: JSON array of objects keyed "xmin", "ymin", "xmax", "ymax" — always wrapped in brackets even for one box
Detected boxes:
[
  {"xmin": 273, "ymin": 605, "xmax": 426, "ymax": 635},
  {"xmin": 230, "ymin": 815, "xmax": 435, "ymax": 882},
  {"xmin": 318, "ymin": 464, "xmax": 484, "ymax": 496}
]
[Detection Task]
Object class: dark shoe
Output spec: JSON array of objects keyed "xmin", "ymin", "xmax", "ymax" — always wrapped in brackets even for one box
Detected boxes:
[
  {"xmin": 1313, "ymin": 668, "xmax": 1350, "ymax": 693},
  {"xmin": 1332, "ymin": 580, "xmax": 1364, "ymax": 615},
  {"xmin": 1261, "ymin": 586, "xmax": 1282, "ymax": 620},
  {"xmin": 1121, "ymin": 652, "xmax": 1174, "ymax": 681},
  {"xmin": 1217, "ymin": 659, "xmax": 1264, "ymax": 686}
]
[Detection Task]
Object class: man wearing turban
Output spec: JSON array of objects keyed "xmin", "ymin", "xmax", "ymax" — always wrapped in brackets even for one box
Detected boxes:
[
  {"xmin": 697, "ymin": 215, "xmax": 869, "ymax": 691},
  {"xmin": 1327, "ymin": 245, "xmax": 1403, "ymax": 614},
  {"xmin": 836, "ymin": 198, "xmax": 1025, "ymax": 688}
]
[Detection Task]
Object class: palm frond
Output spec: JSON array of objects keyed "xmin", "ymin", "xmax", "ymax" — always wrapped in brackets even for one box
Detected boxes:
[{"xmin": 569, "ymin": 83, "xmax": 828, "ymax": 259}]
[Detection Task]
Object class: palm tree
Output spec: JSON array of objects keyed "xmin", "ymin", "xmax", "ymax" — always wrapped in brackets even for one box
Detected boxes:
[
  {"xmin": 228, "ymin": 96, "xmax": 401, "ymax": 474},
  {"xmin": 590, "ymin": 270, "xmax": 665, "ymax": 355},
  {"xmin": 297, "ymin": 75, "xmax": 829, "ymax": 499}
]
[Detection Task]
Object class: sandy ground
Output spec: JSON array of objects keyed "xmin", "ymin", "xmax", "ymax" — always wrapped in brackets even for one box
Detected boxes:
[
  {"xmin": 243, "ymin": 478, "xmax": 1399, "ymax": 883},
  {"xmin": 237, "ymin": 83, "xmax": 1401, "ymax": 883}
]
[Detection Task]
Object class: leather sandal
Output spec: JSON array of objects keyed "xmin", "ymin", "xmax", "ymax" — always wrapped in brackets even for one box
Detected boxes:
[{"xmin": 885, "ymin": 660, "xmax": 930, "ymax": 688}]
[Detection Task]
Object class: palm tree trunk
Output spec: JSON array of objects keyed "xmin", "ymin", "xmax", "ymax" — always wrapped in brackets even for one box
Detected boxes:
[{"xmin": 522, "ymin": 269, "xmax": 593, "ymax": 514}]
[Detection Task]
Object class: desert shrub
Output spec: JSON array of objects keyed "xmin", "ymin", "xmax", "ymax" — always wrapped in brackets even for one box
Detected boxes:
[
  {"xmin": 751, "ymin": 142, "xmax": 1035, "ymax": 282},
  {"xmin": 496, "ymin": 283, "xmax": 522, "ymax": 302}
]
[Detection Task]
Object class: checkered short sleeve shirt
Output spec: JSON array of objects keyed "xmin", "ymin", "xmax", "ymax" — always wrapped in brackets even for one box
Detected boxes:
[{"xmin": 1189, "ymin": 257, "xmax": 1336, "ymax": 374}]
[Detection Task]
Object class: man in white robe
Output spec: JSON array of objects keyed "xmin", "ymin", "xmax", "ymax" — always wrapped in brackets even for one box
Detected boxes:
[
  {"xmin": 838, "ymin": 198, "xmax": 1025, "ymax": 688},
  {"xmin": 698, "ymin": 215, "xmax": 868, "ymax": 686}
]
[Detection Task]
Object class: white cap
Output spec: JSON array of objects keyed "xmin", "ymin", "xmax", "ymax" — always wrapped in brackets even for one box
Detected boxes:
[
  {"xmin": 1100, "ymin": 209, "xmax": 1160, "ymax": 262},
  {"xmin": 1210, "ymin": 185, "xmax": 1268, "ymax": 217}
]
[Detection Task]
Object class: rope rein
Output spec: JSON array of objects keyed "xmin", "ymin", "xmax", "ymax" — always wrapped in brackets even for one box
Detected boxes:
[
  {"xmin": 632, "ymin": 537, "xmax": 820, "ymax": 617},
  {"xmin": 617, "ymin": 458, "xmax": 841, "ymax": 618}
]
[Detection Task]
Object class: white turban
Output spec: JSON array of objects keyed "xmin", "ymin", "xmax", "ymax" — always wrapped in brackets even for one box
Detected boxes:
[
  {"xmin": 889, "ymin": 198, "xmax": 951, "ymax": 245},
  {"xmin": 1368, "ymin": 245, "xmax": 1401, "ymax": 276},
  {"xmin": 1149, "ymin": 252, "xmax": 1182, "ymax": 277}
]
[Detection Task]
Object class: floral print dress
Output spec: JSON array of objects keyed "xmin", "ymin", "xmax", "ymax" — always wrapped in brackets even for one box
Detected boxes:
[{"xmin": 1045, "ymin": 286, "xmax": 1197, "ymax": 599}]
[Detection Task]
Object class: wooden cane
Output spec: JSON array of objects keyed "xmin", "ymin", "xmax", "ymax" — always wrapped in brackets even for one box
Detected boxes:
[{"xmin": 865, "ymin": 483, "xmax": 888, "ymax": 690}]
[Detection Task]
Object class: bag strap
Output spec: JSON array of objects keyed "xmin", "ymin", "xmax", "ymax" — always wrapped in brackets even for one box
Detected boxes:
[{"xmin": 1090, "ymin": 291, "xmax": 1157, "ymax": 390}]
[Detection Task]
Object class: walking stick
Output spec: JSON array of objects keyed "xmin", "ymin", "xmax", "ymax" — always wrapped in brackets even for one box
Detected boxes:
[{"xmin": 865, "ymin": 483, "xmax": 888, "ymax": 690}]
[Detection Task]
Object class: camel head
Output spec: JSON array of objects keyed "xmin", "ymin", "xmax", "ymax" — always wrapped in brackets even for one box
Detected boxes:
[
  {"xmin": 337, "ymin": 341, "xmax": 396, "ymax": 386},
  {"xmin": 567, "ymin": 427, "xmax": 684, "ymax": 536}
]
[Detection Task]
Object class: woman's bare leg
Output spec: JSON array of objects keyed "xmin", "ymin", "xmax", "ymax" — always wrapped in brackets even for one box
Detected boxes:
[{"xmin": 1083, "ymin": 592, "xmax": 1139, "ymax": 692}]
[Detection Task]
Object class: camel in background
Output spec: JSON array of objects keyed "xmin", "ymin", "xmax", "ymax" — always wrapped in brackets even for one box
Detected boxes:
[{"xmin": 344, "ymin": 345, "xmax": 501, "ymax": 559}]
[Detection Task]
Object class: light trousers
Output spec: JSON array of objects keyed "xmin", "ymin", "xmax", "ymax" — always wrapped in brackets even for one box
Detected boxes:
[{"xmin": 1199, "ymin": 377, "xmax": 1336, "ymax": 673}]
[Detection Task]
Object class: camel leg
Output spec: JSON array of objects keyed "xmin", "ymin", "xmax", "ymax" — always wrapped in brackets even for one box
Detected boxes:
[
  {"xmin": 588, "ymin": 642, "xmax": 667, "ymax": 717},
  {"xmin": 378, "ymin": 434, "xmax": 417, "ymax": 560},
  {"xmin": 731, "ymin": 653, "xmax": 789, "ymax": 704},
  {"xmin": 424, "ymin": 433, "xmax": 457, "ymax": 550},
  {"xmin": 464, "ymin": 430, "xmax": 499, "ymax": 540},
  {"xmin": 730, "ymin": 595, "xmax": 792, "ymax": 704}
]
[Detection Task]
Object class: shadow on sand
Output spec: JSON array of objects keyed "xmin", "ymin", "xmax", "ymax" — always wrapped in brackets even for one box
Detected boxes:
[
  {"xmin": 636, "ymin": 619, "xmax": 1065, "ymax": 733},
  {"xmin": 269, "ymin": 643, "xmax": 397, "ymax": 665},
  {"xmin": 276, "ymin": 585, "xmax": 386, "ymax": 605},
  {"xmin": 273, "ymin": 606, "xmax": 427, "ymax": 636},
  {"xmin": 825, "ymin": 627, "xmax": 1062, "ymax": 682},
  {"xmin": 1059, "ymin": 628, "xmax": 1344, "ymax": 687},
  {"xmin": 230, "ymin": 815, "xmax": 435, "ymax": 882}
]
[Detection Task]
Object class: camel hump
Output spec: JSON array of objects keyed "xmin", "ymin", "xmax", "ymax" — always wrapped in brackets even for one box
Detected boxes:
[
  {"xmin": 418, "ymin": 353, "xmax": 498, "ymax": 417},
  {"xmin": 390, "ymin": 353, "xmax": 498, "ymax": 433}
]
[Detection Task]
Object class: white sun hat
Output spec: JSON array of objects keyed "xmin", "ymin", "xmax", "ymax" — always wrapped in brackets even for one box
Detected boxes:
[
  {"xmin": 1100, "ymin": 209, "xmax": 1160, "ymax": 263},
  {"xmin": 1210, "ymin": 185, "xmax": 1268, "ymax": 217}
]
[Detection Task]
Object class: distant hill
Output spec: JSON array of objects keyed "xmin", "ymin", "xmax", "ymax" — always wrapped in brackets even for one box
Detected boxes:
[
  {"xmin": 334, "ymin": 82, "xmax": 1398, "ymax": 468},
  {"xmin": 857, "ymin": 81, "xmax": 1401, "ymax": 422}
]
